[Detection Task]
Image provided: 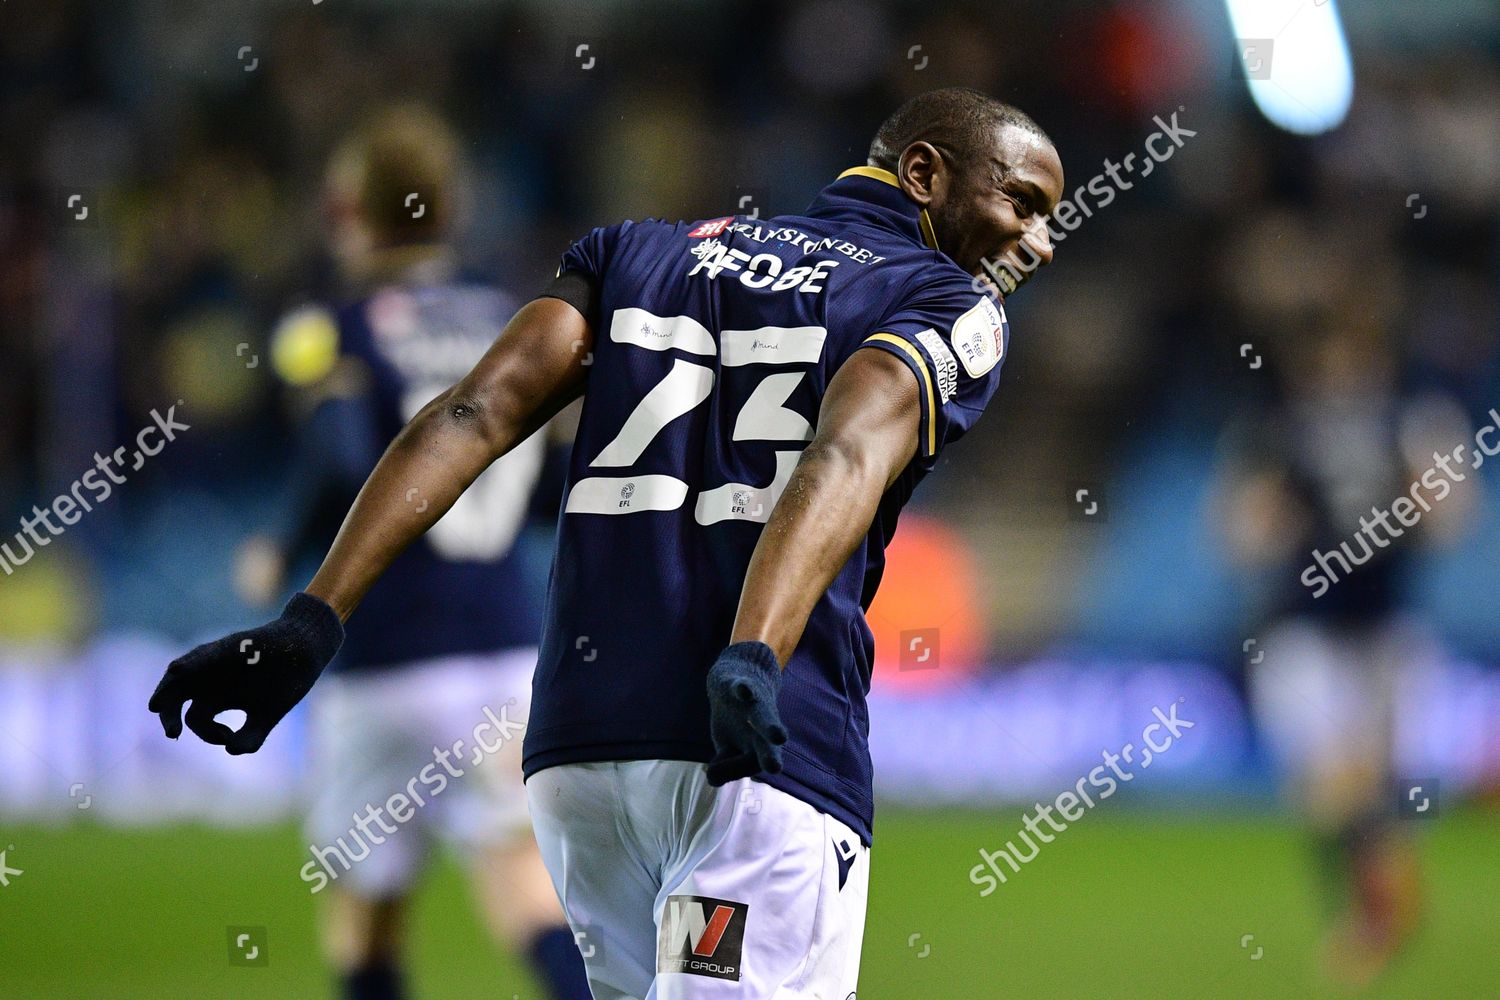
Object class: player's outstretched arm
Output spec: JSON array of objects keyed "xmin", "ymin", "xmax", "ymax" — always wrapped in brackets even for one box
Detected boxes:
[
  {"xmin": 705, "ymin": 346, "xmax": 919, "ymax": 784},
  {"xmin": 303, "ymin": 297, "xmax": 590, "ymax": 620},
  {"xmin": 149, "ymin": 298, "xmax": 592, "ymax": 753}
]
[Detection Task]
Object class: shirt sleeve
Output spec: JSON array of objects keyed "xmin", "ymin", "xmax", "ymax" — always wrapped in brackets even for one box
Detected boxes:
[
  {"xmin": 267, "ymin": 304, "xmax": 383, "ymax": 555},
  {"xmin": 557, "ymin": 221, "xmax": 635, "ymax": 282},
  {"xmin": 544, "ymin": 221, "xmax": 636, "ymax": 328},
  {"xmin": 858, "ymin": 273, "xmax": 1011, "ymax": 465}
]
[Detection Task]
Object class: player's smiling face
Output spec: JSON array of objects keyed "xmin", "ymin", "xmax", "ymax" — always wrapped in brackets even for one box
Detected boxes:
[{"xmin": 899, "ymin": 123, "xmax": 1064, "ymax": 295}]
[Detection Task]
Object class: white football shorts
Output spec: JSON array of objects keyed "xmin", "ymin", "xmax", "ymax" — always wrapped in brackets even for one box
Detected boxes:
[
  {"xmin": 1249, "ymin": 617, "xmax": 1422, "ymax": 777},
  {"xmin": 527, "ymin": 759, "xmax": 870, "ymax": 1000},
  {"xmin": 304, "ymin": 646, "xmax": 537, "ymax": 897}
]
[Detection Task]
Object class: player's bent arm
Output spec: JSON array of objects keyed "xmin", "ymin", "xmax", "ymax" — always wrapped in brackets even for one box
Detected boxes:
[
  {"xmin": 730, "ymin": 346, "xmax": 920, "ymax": 665},
  {"xmin": 151, "ymin": 298, "xmax": 592, "ymax": 753},
  {"xmin": 305, "ymin": 297, "xmax": 592, "ymax": 620}
]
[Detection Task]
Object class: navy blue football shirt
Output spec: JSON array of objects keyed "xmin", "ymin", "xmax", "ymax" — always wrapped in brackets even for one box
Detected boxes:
[
  {"xmin": 272, "ymin": 262, "xmax": 548, "ymax": 672},
  {"xmin": 523, "ymin": 168, "xmax": 1011, "ymax": 842}
]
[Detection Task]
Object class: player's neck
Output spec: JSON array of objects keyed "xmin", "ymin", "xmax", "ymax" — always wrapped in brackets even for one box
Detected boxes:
[{"xmin": 348, "ymin": 242, "xmax": 455, "ymax": 289}]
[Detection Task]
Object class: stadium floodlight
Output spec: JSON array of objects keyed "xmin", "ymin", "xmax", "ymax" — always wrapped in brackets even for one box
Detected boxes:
[{"xmin": 1225, "ymin": 0, "xmax": 1354, "ymax": 136}]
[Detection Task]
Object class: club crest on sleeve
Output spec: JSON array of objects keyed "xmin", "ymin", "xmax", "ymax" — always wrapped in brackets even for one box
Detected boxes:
[
  {"xmin": 688, "ymin": 216, "xmax": 734, "ymax": 239},
  {"xmin": 657, "ymin": 894, "xmax": 748, "ymax": 981},
  {"xmin": 950, "ymin": 297, "xmax": 1006, "ymax": 378}
]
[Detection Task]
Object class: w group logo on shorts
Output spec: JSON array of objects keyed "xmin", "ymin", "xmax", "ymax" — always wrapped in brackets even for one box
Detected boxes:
[{"xmin": 657, "ymin": 894, "xmax": 748, "ymax": 981}]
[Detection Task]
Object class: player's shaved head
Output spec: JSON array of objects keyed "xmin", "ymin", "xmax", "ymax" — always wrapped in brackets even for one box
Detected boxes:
[
  {"xmin": 327, "ymin": 103, "xmax": 462, "ymax": 245},
  {"xmin": 867, "ymin": 88, "xmax": 1050, "ymax": 174},
  {"xmin": 868, "ymin": 88, "xmax": 1063, "ymax": 291}
]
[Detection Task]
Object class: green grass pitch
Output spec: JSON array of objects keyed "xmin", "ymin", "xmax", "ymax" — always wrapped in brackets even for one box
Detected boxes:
[{"xmin": 2, "ymin": 808, "xmax": 1496, "ymax": 998}]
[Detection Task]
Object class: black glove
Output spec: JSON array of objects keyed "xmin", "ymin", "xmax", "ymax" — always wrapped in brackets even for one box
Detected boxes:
[
  {"xmin": 705, "ymin": 640, "xmax": 788, "ymax": 786},
  {"xmin": 149, "ymin": 592, "xmax": 343, "ymax": 755}
]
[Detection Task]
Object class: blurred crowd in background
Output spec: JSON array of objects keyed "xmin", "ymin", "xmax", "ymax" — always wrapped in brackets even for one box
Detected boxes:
[{"xmin": 2, "ymin": 0, "xmax": 1499, "ymax": 768}]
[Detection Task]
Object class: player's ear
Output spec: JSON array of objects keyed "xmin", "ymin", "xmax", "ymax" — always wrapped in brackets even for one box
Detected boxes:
[{"xmin": 896, "ymin": 141, "xmax": 945, "ymax": 209}]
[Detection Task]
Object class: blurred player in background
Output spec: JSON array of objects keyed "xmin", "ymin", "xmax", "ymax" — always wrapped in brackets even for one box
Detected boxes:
[
  {"xmin": 233, "ymin": 106, "xmax": 589, "ymax": 1000},
  {"xmin": 1219, "ymin": 321, "xmax": 1475, "ymax": 987},
  {"xmin": 153, "ymin": 88, "xmax": 1063, "ymax": 998}
]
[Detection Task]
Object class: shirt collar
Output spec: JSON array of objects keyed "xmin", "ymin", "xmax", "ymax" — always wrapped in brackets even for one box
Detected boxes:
[{"xmin": 803, "ymin": 166, "xmax": 942, "ymax": 253}]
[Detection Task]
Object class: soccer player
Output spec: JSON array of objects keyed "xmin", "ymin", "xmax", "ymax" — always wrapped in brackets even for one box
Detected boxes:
[
  {"xmin": 1219, "ymin": 325, "xmax": 1463, "ymax": 986},
  {"xmin": 151, "ymin": 88, "xmax": 1063, "ymax": 998},
  {"xmin": 233, "ymin": 106, "xmax": 590, "ymax": 1000}
]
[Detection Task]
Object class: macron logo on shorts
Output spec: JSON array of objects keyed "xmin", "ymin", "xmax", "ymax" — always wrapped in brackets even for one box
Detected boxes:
[
  {"xmin": 835, "ymin": 837, "xmax": 857, "ymax": 890},
  {"xmin": 657, "ymin": 894, "xmax": 748, "ymax": 981}
]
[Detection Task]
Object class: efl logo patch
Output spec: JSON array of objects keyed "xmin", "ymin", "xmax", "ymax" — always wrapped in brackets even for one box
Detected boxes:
[
  {"xmin": 657, "ymin": 894, "xmax": 748, "ymax": 981},
  {"xmin": 950, "ymin": 297, "xmax": 1006, "ymax": 378},
  {"xmin": 688, "ymin": 216, "xmax": 734, "ymax": 238}
]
